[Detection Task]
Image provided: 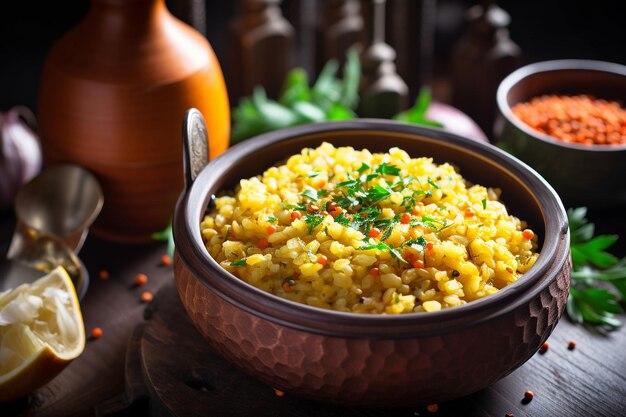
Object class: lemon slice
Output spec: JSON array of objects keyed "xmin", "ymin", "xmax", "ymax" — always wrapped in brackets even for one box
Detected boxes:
[{"xmin": 0, "ymin": 266, "xmax": 85, "ymax": 402}]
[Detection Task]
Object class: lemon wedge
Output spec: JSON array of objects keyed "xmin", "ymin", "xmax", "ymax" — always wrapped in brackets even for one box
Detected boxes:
[{"xmin": 0, "ymin": 266, "xmax": 85, "ymax": 402}]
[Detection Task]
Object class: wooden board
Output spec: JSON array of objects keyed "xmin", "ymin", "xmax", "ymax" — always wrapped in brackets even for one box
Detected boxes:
[{"xmin": 94, "ymin": 281, "xmax": 626, "ymax": 417}]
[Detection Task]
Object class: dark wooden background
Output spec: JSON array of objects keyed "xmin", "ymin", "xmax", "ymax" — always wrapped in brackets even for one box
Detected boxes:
[{"xmin": 2, "ymin": 0, "xmax": 626, "ymax": 114}]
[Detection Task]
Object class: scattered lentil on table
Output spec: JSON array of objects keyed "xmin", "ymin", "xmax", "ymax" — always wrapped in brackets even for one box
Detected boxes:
[
  {"xmin": 140, "ymin": 291, "xmax": 153, "ymax": 303},
  {"xmin": 568, "ymin": 341, "xmax": 577, "ymax": 350},
  {"xmin": 426, "ymin": 403, "xmax": 439, "ymax": 413},
  {"xmin": 539, "ymin": 341, "xmax": 549, "ymax": 353},
  {"xmin": 91, "ymin": 327, "xmax": 103, "ymax": 339},
  {"xmin": 160, "ymin": 254, "xmax": 172, "ymax": 266},
  {"xmin": 134, "ymin": 273, "xmax": 148, "ymax": 286},
  {"xmin": 512, "ymin": 94, "xmax": 626, "ymax": 145},
  {"xmin": 523, "ymin": 390, "xmax": 534, "ymax": 402},
  {"xmin": 98, "ymin": 270, "xmax": 109, "ymax": 280}
]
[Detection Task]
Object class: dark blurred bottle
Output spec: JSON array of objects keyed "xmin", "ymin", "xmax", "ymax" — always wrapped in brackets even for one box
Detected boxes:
[
  {"xmin": 315, "ymin": 0, "xmax": 365, "ymax": 73},
  {"xmin": 227, "ymin": 0, "xmax": 295, "ymax": 103},
  {"xmin": 450, "ymin": 1, "xmax": 522, "ymax": 138},
  {"xmin": 357, "ymin": 0, "xmax": 408, "ymax": 119}
]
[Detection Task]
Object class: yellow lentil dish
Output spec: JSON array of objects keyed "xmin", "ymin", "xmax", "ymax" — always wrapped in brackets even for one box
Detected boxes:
[{"xmin": 201, "ymin": 143, "xmax": 539, "ymax": 314}]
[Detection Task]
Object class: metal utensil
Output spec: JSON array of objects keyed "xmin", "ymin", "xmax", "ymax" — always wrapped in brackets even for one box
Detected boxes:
[
  {"xmin": 1, "ymin": 164, "xmax": 102, "ymax": 298},
  {"xmin": 11, "ymin": 164, "xmax": 103, "ymax": 254},
  {"xmin": 0, "ymin": 226, "xmax": 88, "ymax": 299}
]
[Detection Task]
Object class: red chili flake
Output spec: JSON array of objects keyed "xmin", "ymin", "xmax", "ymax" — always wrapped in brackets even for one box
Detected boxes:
[
  {"xmin": 282, "ymin": 279, "xmax": 295, "ymax": 293},
  {"xmin": 506, "ymin": 266, "xmax": 514, "ymax": 274},
  {"xmin": 369, "ymin": 228, "xmax": 381, "ymax": 238},
  {"xmin": 523, "ymin": 390, "xmax": 534, "ymax": 401},
  {"xmin": 539, "ymin": 342, "xmax": 549, "ymax": 354},
  {"xmin": 134, "ymin": 273, "xmax": 148, "ymax": 286},
  {"xmin": 140, "ymin": 291, "xmax": 154, "ymax": 303},
  {"xmin": 307, "ymin": 204, "xmax": 319, "ymax": 214},
  {"xmin": 266, "ymin": 225, "xmax": 277, "ymax": 235},
  {"xmin": 400, "ymin": 212, "xmax": 411, "ymax": 224},
  {"xmin": 425, "ymin": 242, "xmax": 434, "ymax": 251},
  {"xmin": 329, "ymin": 207, "xmax": 343, "ymax": 218},
  {"xmin": 258, "ymin": 238, "xmax": 269, "ymax": 249},
  {"xmin": 327, "ymin": 202, "xmax": 338, "ymax": 212},
  {"xmin": 160, "ymin": 254, "xmax": 172, "ymax": 266},
  {"xmin": 413, "ymin": 259, "xmax": 425, "ymax": 269},
  {"xmin": 98, "ymin": 270, "xmax": 110, "ymax": 280},
  {"xmin": 370, "ymin": 267, "xmax": 380, "ymax": 276},
  {"xmin": 291, "ymin": 211, "xmax": 302, "ymax": 221},
  {"xmin": 317, "ymin": 254, "xmax": 328, "ymax": 266},
  {"xmin": 321, "ymin": 211, "xmax": 329, "ymax": 216},
  {"xmin": 274, "ymin": 389, "xmax": 285, "ymax": 397},
  {"xmin": 91, "ymin": 327, "xmax": 103, "ymax": 339},
  {"xmin": 522, "ymin": 229, "xmax": 535, "ymax": 240},
  {"xmin": 426, "ymin": 403, "xmax": 439, "ymax": 413},
  {"xmin": 568, "ymin": 341, "xmax": 577, "ymax": 350},
  {"xmin": 464, "ymin": 208, "xmax": 475, "ymax": 218}
]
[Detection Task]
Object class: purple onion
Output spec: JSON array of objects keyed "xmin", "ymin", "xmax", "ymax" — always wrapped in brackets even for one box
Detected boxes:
[{"xmin": 0, "ymin": 107, "xmax": 42, "ymax": 209}]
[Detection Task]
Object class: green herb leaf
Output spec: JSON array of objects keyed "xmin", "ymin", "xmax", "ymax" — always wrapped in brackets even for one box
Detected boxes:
[
  {"xmin": 566, "ymin": 207, "xmax": 625, "ymax": 328},
  {"xmin": 300, "ymin": 188, "xmax": 319, "ymax": 201},
  {"xmin": 267, "ymin": 216, "xmax": 278, "ymax": 223},
  {"xmin": 481, "ymin": 199, "xmax": 487, "ymax": 210},
  {"xmin": 151, "ymin": 221, "xmax": 175, "ymax": 258},
  {"xmin": 392, "ymin": 87, "xmax": 444, "ymax": 128},
  {"xmin": 357, "ymin": 162, "xmax": 370, "ymax": 174},
  {"xmin": 303, "ymin": 213, "xmax": 325, "ymax": 233},
  {"xmin": 308, "ymin": 172, "xmax": 321, "ymax": 178},
  {"xmin": 230, "ymin": 259, "xmax": 248, "ymax": 267},
  {"xmin": 375, "ymin": 163, "xmax": 401, "ymax": 176}
]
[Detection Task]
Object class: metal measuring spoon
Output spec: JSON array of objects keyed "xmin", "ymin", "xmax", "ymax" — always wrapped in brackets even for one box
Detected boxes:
[{"xmin": 1, "ymin": 164, "xmax": 103, "ymax": 298}]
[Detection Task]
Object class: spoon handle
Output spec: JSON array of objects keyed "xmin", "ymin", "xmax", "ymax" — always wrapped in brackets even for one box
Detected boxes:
[{"xmin": 182, "ymin": 108, "xmax": 210, "ymax": 191}]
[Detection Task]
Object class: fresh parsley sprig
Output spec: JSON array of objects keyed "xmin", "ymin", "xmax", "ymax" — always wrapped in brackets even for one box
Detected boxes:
[{"xmin": 566, "ymin": 207, "xmax": 626, "ymax": 328}]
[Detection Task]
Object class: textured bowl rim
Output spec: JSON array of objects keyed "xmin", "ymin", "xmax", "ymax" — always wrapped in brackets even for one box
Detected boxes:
[
  {"xmin": 175, "ymin": 119, "xmax": 570, "ymax": 338},
  {"xmin": 497, "ymin": 59, "xmax": 626, "ymax": 152}
]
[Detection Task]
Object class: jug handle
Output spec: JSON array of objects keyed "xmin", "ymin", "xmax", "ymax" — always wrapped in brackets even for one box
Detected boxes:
[{"xmin": 182, "ymin": 108, "xmax": 210, "ymax": 192}]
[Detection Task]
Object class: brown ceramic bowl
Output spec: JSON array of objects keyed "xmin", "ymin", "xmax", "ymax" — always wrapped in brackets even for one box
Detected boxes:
[
  {"xmin": 495, "ymin": 59, "xmax": 626, "ymax": 208},
  {"xmin": 173, "ymin": 115, "xmax": 571, "ymax": 407}
]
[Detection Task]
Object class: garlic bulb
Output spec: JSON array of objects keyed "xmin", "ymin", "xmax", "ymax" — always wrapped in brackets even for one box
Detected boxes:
[{"xmin": 0, "ymin": 107, "xmax": 42, "ymax": 209}]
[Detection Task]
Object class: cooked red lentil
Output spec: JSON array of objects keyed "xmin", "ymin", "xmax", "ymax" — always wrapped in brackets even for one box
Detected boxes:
[
  {"xmin": 200, "ymin": 143, "xmax": 539, "ymax": 314},
  {"xmin": 512, "ymin": 94, "xmax": 626, "ymax": 145}
]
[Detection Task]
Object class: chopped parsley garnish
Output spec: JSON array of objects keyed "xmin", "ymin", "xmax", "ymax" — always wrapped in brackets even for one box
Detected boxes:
[
  {"xmin": 303, "ymin": 213, "xmax": 324, "ymax": 233},
  {"xmin": 405, "ymin": 236, "xmax": 427, "ymax": 252},
  {"xmin": 358, "ymin": 242, "xmax": 408, "ymax": 264},
  {"xmin": 364, "ymin": 184, "xmax": 391, "ymax": 204},
  {"xmin": 267, "ymin": 216, "xmax": 278, "ymax": 223},
  {"xmin": 282, "ymin": 202, "xmax": 307, "ymax": 211},
  {"xmin": 427, "ymin": 177, "xmax": 440, "ymax": 189},
  {"xmin": 481, "ymin": 199, "xmax": 487, "ymax": 210},
  {"xmin": 375, "ymin": 163, "xmax": 401, "ymax": 176},
  {"xmin": 333, "ymin": 212, "xmax": 352, "ymax": 226},
  {"xmin": 308, "ymin": 172, "xmax": 321, "ymax": 178},
  {"xmin": 230, "ymin": 259, "xmax": 247, "ymax": 267},
  {"xmin": 300, "ymin": 188, "xmax": 319, "ymax": 201},
  {"xmin": 357, "ymin": 162, "xmax": 370, "ymax": 174}
]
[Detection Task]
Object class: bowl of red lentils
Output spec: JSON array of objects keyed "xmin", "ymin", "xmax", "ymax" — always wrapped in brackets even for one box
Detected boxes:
[{"xmin": 495, "ymin": 59, "xmax": 626, "ymax": 208}]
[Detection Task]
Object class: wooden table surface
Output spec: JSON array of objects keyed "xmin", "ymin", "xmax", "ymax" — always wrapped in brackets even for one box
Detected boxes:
[{"xmin": 1, "ymin": 208, "xmax": 625, "ymax": 417}]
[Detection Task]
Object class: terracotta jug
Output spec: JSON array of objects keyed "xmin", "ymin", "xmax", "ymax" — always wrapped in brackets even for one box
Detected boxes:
[{"xmin": 38, "ymin": 0, "xmax": 230, "ymax": 243}]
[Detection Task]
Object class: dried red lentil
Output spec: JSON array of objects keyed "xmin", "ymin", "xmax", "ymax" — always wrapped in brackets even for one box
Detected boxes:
[
  {"xmin": 98, "ymin": 270, "xmax": 109, "ymax": 280},
  {"xmin": 91, "ymin": 327, "xmax": 103, "ymax": 339},
  {"xmin": 160, "ymin": 254, "xmax": 172, "ymax": 266},
  {"xmin": 512, "ymin": 94, "xmax": 626, "ymax": 145},
  {"xmin": 523, "ymin": 390, "xmax": 534, "ymax": 401},
  {"xmin": 426, "ymin": 403, "xmax": 439, "ymax": 413},
  {"xmin": 568, "ymin": 341, "xmax": 577, "ymax": 350},
  {"xmin": 274, "ymin": 389, "xmax": 285, "ymax": 397},
  {"xmin": 140, "ymin": 291, "xmax": 154, "ymax": 303},
  {"xmin": 539, "ymin": 341, "xmax": 549, "ymax": 353},
  {"xmin": 134, "ymin": 273, "xmax": 148, "ymax": 286},
  {"xmin": 505, "ymin": 413, "xmax": 515, "ymax": 417}
]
